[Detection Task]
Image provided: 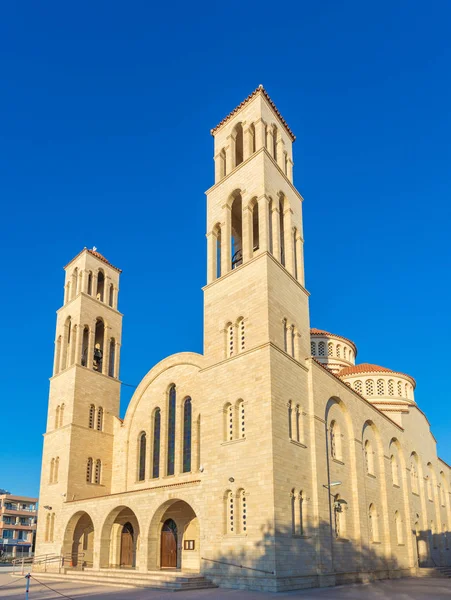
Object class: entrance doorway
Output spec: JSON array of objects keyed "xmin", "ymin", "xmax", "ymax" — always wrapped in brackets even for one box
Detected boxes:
[
  {"xmin": 160, "ymin": 519, "xmax": 177, "ymax": 568},
  {"xmin": 120, "ymin": 522, "xmax": 135, "ymax": 568}
]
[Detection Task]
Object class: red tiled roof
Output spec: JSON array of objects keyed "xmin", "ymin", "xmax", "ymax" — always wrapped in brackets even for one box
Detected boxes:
[
  {"xmin": 210, "ymin": 85, "xmax": 296, "ymax": 141},
  {"xmin": 64, "ymin": 248, "xmax": 122, "ymax": 273},
  {"xmin": 310, "ymin": 328, "xmax": 357, "ymax": 353},
  {"xmin": 338, "ymin": 363, "xmax": 416, "ymax": 386}
]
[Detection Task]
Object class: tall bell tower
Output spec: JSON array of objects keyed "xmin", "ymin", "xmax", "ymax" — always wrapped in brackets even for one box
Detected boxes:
[
  {"xmin": 204, "ymin": 85, "xmax": 309, "ymax": 364},
  {"xmin": 36, "ymin": 248, "xmax": 123, "ymax": 554}
]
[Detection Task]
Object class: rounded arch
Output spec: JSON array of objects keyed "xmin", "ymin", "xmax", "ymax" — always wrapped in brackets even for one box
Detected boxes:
[
  {"xmin": 147, "ymin": 498, "xmax": 200, "ymax": 571},
  {"xmin": 99, "ymin": 506, "xmax": 141, "ymax": 569},
  {"xmin": 62, "ymin": 510, "xmax": 95, "ymax": 567}
]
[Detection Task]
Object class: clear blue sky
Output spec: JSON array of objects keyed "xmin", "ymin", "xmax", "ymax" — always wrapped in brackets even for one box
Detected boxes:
[{"xmin": 1, "ymin": 1, "xmax": 450, "ymax": 497}]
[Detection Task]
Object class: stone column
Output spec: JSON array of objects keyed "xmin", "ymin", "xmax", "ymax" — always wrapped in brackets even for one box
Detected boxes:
[
  {"xmin": 243, "ymin": 126, "xmax": 251, "ymax": 161},
  {"xmin": 287, "ymin": 158, "xmax": 294, "ymax": 182},
  {"xmin": 75, "ymin": 324, "xmax": 83, "ymax": 365},
  {"xmin": 255, "ymin": 119, "xmax": 265, "ymax": 150},
  {"xmin": 283, "ymin": 209, "xmax": 294, "ymax": 275},
  {"xmin": 277, "ymin": 139, "xmax": 285, "ymax": 170},
  {"xmin": 63, "ymin": 284, "xmax": 69, "ymax": 305},
  {"xmin": 103, "ymin": 328, "xmax": 111, "ymax": 376},
  {"xmin": 206, "ymin": 231, "xmax": 215, "ymax": 284},
  {"xmin": 258, "ymin": 195, "xmax": 270, "ymax": 253},
  {"xmin": 92, "ymin": 273, "xmax": 98, "ymax": 300},
  {"xmin": 80, "ymin": 270, "xmax": 86, "ymax": 294},
  {"xmin": 105, "ymin": 276, "xmax": 112, "ymax": 305},
  {"xmin": 60, "ymin": 321, "xmax": 70, "ymax": 371},
  {"xmin": 87, "ymin": 322, "xmax": 96, "ymax": 370},
  {"xmin": 114, "ymin": 341, "xmax": 121, "ymax": 379},
  {"xmin": 226, "ymin": 137, "xmax": 234, "ymax": 170},
  {"xmin": 242, "ymin": 202, "xmax": 252, "ymax": 263},
  {"xmin": 267, "ymin": 127, "xmax": 274, "ymax": 158},
  {"xmin": 221, "ymin": 205, "xmax": 232, "ymax": 274},
  {"xmin": 271, "ymin": 204, "xmax": 280, "ymax": 260}
]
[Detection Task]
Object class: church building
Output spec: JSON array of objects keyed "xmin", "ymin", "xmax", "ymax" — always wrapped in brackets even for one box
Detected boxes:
[{"xmin": 35, "ymin": 86, "xmax": 451, "ymax": 592}]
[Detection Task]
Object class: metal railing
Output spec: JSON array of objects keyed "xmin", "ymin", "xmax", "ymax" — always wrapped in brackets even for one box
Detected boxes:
[
  {"xmin": 11, "ymin": 552, "xmax": 86, "ymax": 575},
  {"xmin": 201, "ymin": 557, "xmax": 274, "ymax": 575}
]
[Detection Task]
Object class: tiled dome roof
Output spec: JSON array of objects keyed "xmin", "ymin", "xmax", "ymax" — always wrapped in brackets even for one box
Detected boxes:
[
  {"xmin": 338, "ymin": 363, "xmax": 415, "ymax": 386},
  {"xmin": 310, "ymin": 328, "xmax": 357, "ymax": 353}
]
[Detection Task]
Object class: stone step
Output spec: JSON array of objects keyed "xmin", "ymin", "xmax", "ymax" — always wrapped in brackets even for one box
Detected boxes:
[{"xmin": 34, "ymin": 570, "xmax": 217, "ymax": 590}]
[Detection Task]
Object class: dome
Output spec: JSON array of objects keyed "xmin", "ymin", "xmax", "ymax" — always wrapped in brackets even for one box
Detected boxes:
[
  {"xmin": 310, "ymin": 328, "xmax": 357, "ymax": 354},
  {"xmin": 338, "ymin": 363, "xmax": 416, "ymax": 405},
  {"xmin": 310, "ymin": 328, "xmax": 357, "ymax": 375}
]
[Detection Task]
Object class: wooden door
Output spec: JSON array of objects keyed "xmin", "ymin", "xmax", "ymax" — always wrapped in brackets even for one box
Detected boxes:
[
  {"xmin": 120, "ymin": 523, "xmax": 134, "ymax": 567},
  {"xmin": 161, "ymin": 519, "xmax": 177, "ymax": 568}
]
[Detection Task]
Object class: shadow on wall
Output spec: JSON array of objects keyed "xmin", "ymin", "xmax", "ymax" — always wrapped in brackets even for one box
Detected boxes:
[{"xmin": 200, "ymin": 519, "xmax": 448, "ymax": 593}]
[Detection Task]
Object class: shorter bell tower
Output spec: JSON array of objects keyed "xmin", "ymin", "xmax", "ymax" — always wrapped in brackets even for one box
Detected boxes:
[{"xmin": 36, "ymin": 248, "xmax": 123, "ymax": 555}]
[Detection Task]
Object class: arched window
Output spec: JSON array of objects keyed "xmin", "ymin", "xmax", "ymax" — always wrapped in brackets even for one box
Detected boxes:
[
  {"xmin": 299, "ymin": 490, "xmax": 305, "ymax": 535},
  {"xmin": 225, "ymin": 403, "xmax": 233, "ymax": 441},
  {"xmin": 167, "ymin": 385, "xmax": 176, "ymax": 476},
  {"xmin": 279, "ymin": 196, "xmax": 285, "ymax": 266},
  {"xmin": 404, "ymin": 383, "xmax": 409, "ymax": 398},
  {"xmin": 395, "ymin": 511, "xmax": 403, "ymax": 544},
  {"xmin": 391, "ymin": 454, "xmax": 399, "ymax": 486},
  {"xmin": 427, "ymin": 474, "xmax": 433, "ymax": 501},
  {"xmin": 231, "ymin": 192, "xmax": 243, "ymax": 269},
  {"xmin": 311, "ymin": 341, "xmax": 316, "ymax": 356},
  {"xmin": 364, "ymin": 440, "xmax": 374, "ymax": 475},
  {"xmin": 388, "ymin": 380, "xmax": 394, "ymax": 396},
  {"xmin": 50, "ymin": 513, "xmax": 55, "ymax": 542},
  {"xmin": 365, "ymin": 380, "xmax": 374, "ymax": 395},
  {"xmin": 96, "ymin": 270, "xmax": 105, "ymax": 302},
  {"xmin": 397, "ymin": 381, "xmax": 403, "ymax": 396},
  {"xmin": 237, "ymin": 399, "xmax": 245, "ymax": 439},
  {"xmin": 291, "ymin": 325, "xmax": 296, "ymax": 358},
  {"xmin": 219, "ymin": 148, "xmax": 226, "ymax": 179},
  {"xmin": 54, "ymin": 336, "xmax": 62, "ymax": 375},
  {"xmin": 354, "ymin": 380, "xmax": 363, "ymax": 394},
  {"xmin": 89, "ymin": 404, "xmax": 95, "ymax": 429},
  {"xmin": 237, "ymin": 318, "xmax": 245, "ymax": 352},
  {"xmin": 226, "ymin": 490, "xmax": 234, "ymax": 534},
  {"xmin": 330, "ymin": 420, "xmax": 341, "ymax": 460},
  {"xmin": 272, "ymin": 125, "xmax": 278, "ymax": 160},
  {"xmin": 138, "ymin": 432, "xmax": 146, "ymax": 481},
  {"xmin": 183, "ymin": 398, "xmax": 192, "ymax": 473},
  {"xmin": 283, "ymin": 319, "xmax": 288, "ymax": 352},
  {"xmin": 328, "ymin": 342, "xmax": 333, "ymax": 357},
  {"xmin": 96, "ymin": 406, "xmax": 103, "ymax": 431},
  {"xmin": 287, "ymin": 401, "xmax": 293, "ymax": 439},
  {"xmin": 108, "ymin": 284, "xmax": 114, "ymax": 307},
  {"xmin": 268, "ymin": 197, "xmax": 274, "ymax": 254},
  {"xmin": 93, "ymin": 318, "xmax": 105, "ymax": 373},
  {"xmin": 214, "ymin": 224, "xmax": 222, "ymax": 279},
  {"xmin": 318, "ymin": 341, "xmax": 325, "ymax": 356},
  {"xmin": 108, "ymin": 339, "xmax": 115, "ymax": 377},
  {"xmin": 152, "ymin": 408, "xmax": 161, "ymax": 478},
  {"xmin": 369, "ymin": 504, "xmax": 379, "ymax": 543},
  {"xmin": 233, "ymin": 123, "xmax": 243, "ymax": 167},
  {"xmin": 251, "ymin": 200, "xmax": 259, "ymax": 254},
  {"xmin": 86, "ymin": 457, "xmax": 93, "ymax": 483},
  {"xmin": 45, "ymin": 513, "xmax": 50, "ymax": 542},
  {"xmin": 377, "ymin": 379, "xmax": 385, "ymax": 395},
  {"xmin": 59, "ymin": 403, "xmax": 65, "ymax": 427},
  {"xmin": 226, "ymin": 322, "xmax": 234, "ymax": 357},
  {"xmin": 249, "ymin": 123, "xmax": 256, "ymax": 155},
  {"xmin": 81, "ymin": 326, "xmax": 89, "ymax": 367},
  {"xmin": 291, "ymin": 488, "xmax": 296, "ymax": 534},
  {"xmin": 55, "ymin": 405, "xmax": 60, "ymax": 429},
  {"xmin": 239, "ymin": 489, "xmax": 247, "ymax": 533},
  {"xmin": 336, "ymin": 344, "xmax": 341, "ymax": 358},
  {"xmin": 343, "ymin": 347, "xmax": 347, "ymax": 360},
  {"xmin": 293, "ymin": 228, "xmax": 298, "ymax": 279},
  {"xmin": 49, "ymin": 458, "xmax": 55, "ymax": 484},
  {"xmin": 54, "ymin": 457, "xmax": 59, "ymax": 483},
  {"xmin": 295, "ymin": 405, "xmax": 301, "ymax": 443},
  {"xmin": 410, "ymin": 457, "xmax": 418, "ymax": 494},
  {"xmin": 87, "ymin": 272, "xmax": 93, "ymax": 296},
  {"xmin": 95, "ymin": 459, "xmax": 101, "ymax": 484}
]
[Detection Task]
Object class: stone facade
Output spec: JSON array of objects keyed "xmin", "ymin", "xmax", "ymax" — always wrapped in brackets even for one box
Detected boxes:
[{"xmin": 35, "ymin": 86, "xmax": 451, "ymax": 592}]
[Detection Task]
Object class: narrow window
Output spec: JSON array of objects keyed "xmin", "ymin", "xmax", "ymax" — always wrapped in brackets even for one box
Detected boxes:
[
  {"xmin": 96, "ymin": 270, "xmax": 105, "ymax": 302},
  {"xmin": 291, "ymin": 325, "xmax": 296, "ymax": 358},
  {"xmin": 108, "ymin": 284, "xmax": 114, "ymax": 307},
  {"xmin": 234, "ymin": 123, "xmax": 243, "ymax": 167},
  {"xmin": 318, "ymin": 341, "xmax": 325, "ymax": 356},
  {"xmin": 55, "ymin": 405, "xmax": 60, "ymax": 429},
  {"xmin": 45, "ymin": 513, "xmax": 50, "ymax": 542},
  {"xmin": 50, "ymin": 513, "xmax": 55, "ymax": 542},
  {"xmin": 231, "ymin": 192, "xmax": 243, "ymax": 269},
  {"xmin": 328, "ymin": 342, "xmax": 333, "ymax": 357},
  {"xmin": 215, "ymin": 225, "xmax": 222, "ymax": 279},
  {"xmin": 240, "ymin": 489, "xmax": 247, "ymax": 533},
  {"xmin": 291, "ymin": 489, "xmax": 296, "ymax": 534},
  {"xmin": 343, "ymin": 347, "xmax": 347, "ymax": 360},
  {"xmin": 81, "ymin": 326, "xmax": 89, "ymax": 367},
  {"xmin": 336, "ymin": 344, "xmax": 341, "ymax": 358},
  {"xmin": 405, "ymin": 383, "xmax": 409, "ymax": 398},
  {"xmin": 167, "ymin": 385, "xmax": 176, "ymax": 476},
  {"xmin": 219, "ymin": 148, "xmax": 226, "ymax": 179},
  {"xmin": 96, "ymin": 406, "xmax": 103, "ymax": 431},
  {"xmin": 108, "ymin": 339, "xmax": 115, "ymax": 377},
  {"xmin": 89, "ymin": 404, "xmax": 95, "ymax": 429},
  {"xmin": 59, "ymin": 403, "xmax": 65, "ymax": 427},
  {"xmin": 391, "ymin": 455, "xmax": 399, "ymax": 486},
  {"xmin": 397, "ymin": 381, "xmax": 403, "ymax": 396},
  {"xmin": 86, "ymin": 457, "xmax": 93, "ymax": 483},
  {"xmin": 249, "ymin": 123, "xmax": 256, "ymax": 154},
  {"xmin": 295, "ymin": 405, "xmax": 301, "ymax": 443},
  {"xmin": 272, "ymin": 125, "xmax": 278, "ymax": 160},
  {"xmin": 87, "ymin": 272, "xmax": 93, "ymax": 295},
  {"xmin": 251, "ymin": 200, "xmax": 259, "ymax": 254},
  {"xmin": 49, "ymin": 458, "xmax": 55, "ymax": 484},
  {"xmin": 284, "ymin": 152, "xmax": 288, "ymax": 175},
  {"xmin": 283, "ymin": 319, "xmax": 288, "ymax": 352},
  {"xmin": 226, "ymin": 403, "xmax": 234, "ymax": 441},
  {"xmin": 377, "ymin": 379, "xmax": 385, "ymax": 395},
  {"xmin": 268, "ymin": 197, "xmax": 273, "ymax": 254},
  {"xmin": 288, "ymin": 401, "xmax": 293, "ymax": 439},
  {"xmin": 138, "ymin": 432, "xmax": 146, "ymax": 481},
  {"xmin": 95, "ymin": 459, "xmax": 101, "ymax": 484},
  {"xmin": 238, "ymin": 318, "xmax": 245, "ymax": 352},
  {"xmin": 364, "ymin": 440, "xmax": 374, "ymax": 475},
  {"xmin": 330, "ymin": 421, "xmax": 337, "ymax": 459},
  {"xmin": 388, "ymin": 380, "xmax": 394, "ymax": 396},
  {"xmin": 279, "ymin": 197, "xmax": 285, "ymax": 265},
  {"xmin": 226, "ymin": 490, "xmax": 234, "ymax": 534},
  {"xmin": 366, "ymin": 380, "xmax": 374, "ymax": 395},
  {"xmin": 427, "ymin": 476, "xmax": 433, "ymax": 501},
  {"xmin": 54, "ymin": 457, "xmax": 59, "ymax": 483},
  {"xmin": 152, "ymin": 408, "xmax": 161, "ymax": 478},
  {"xmin": 311, "ymin": 341, "xmax": 316, "ymax": 356},
  {"xmin": 238, "ymin": 399, "xmax": 245, "ymax": 438},
  {"xmin": 183, "ymin": 398, "xmax": 192, "ymax": 473},
  {"xmin": 226, "ymin": 322, "xmax": 234, "ymax": 358},
  {"xmin": 93, "ymin": 318, "xmax": 104, "ymax": 373},
  {"xmin": 299, "ymin": 490, "xmax": 304, "ymax": 535},
  {"xmin": 293, "ymin": 227, "xmax": 298, "ymax": 279}
]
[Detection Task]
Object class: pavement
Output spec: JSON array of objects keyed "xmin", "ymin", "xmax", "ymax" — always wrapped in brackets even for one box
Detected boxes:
[{"xmin": 1, "ymin": 573, "xmax": 451, "ymax": 599}]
